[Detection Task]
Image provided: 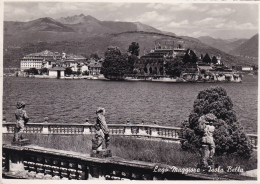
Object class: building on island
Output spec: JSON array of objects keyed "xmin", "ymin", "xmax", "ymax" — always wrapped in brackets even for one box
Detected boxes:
[
  {"xmin": 48, "ymin": 67, "xmax": 65, "ymax": 79},
  {"xmin": 20, "ymin": 50, "xmax": 62, "ymax": 71},
  {"xmin": 242, "ymin": 66, "xmax": 253, "ymax": 71},
  {"xmin": 88, "ymin": 60, "xmax": 102, "ymax": 75},
  {"xmin": 20, "ymin": 50, "xmax": 88, "ymax": 75},
  {"xmin": 134, "ymin": 43, "xmax": 186, "ymax": 76}
]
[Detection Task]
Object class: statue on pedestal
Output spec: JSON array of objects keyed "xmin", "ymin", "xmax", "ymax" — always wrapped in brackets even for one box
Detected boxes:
[
  {"xmin": 198, "ymin": 113, "xmax": 216, "ymax": 169},
  {"xmin": 91, "ymin": 107, "xmax": 111, "ymax": 157},
  {"xmin": 12, "ymin": 101, "xmax": 30, "ymax": 145}
]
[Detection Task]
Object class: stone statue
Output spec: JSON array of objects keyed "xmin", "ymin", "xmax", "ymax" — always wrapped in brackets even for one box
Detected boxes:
[
  {"xmin": 13, "ymin": 101, "xmax": 29, "ymax": 142},
  {"xmin": 91, "ymin": 107, "xmax": 111, "ymax": 157},
  {"xmin": 198, "ymin": 113, "xmax": 216, "ymax": 168}
]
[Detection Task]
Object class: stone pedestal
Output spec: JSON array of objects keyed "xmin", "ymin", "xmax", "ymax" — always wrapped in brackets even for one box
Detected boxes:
[
  {"xmin": 11, "ymin": 139, "xmax": 30, "ymax": 146},
  {"xmin": 199, "ymin": 144, "xmax": 214, "ymax": 171},
  {"xmin": 9, "ymin": 140, "xmax": 30, "ymax": 176},
  {"xmin": 9, "ymin": 150, "xmax": 26, "ymax": 175},
  {"xmin": 90, "ymin": 149, "xmax": 112, "ymax": 158},
  {"xmin": 124, "ymin": 127, "xmax": 132, "ymax": 135}
]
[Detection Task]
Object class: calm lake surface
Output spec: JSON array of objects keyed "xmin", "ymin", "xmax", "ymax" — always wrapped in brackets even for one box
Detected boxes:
[{"xmin": 3, "ymin": 75, "xmax": 258, "ymax": 133}]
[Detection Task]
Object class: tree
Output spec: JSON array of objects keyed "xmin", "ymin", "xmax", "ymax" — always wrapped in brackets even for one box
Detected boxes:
[
  {"xmin": 165, "ymin": 57, "xmax": 184, "ymax": 77},
  {"xmin": 40, "ymin": 68, "xmax": 48, "ymax": 75},
  {"xmin": 65, "ymin": 67, "xmax": 73, "ymax": 76},
  {"xmin": 180, "ymin": 87, "xmax": 253, "ymax": 158},
  {"xmin": 128, "ymin": 42, "xmax": 140, "ymax": 56},
  {"xmin": 83, "ymin": 70, "xmax": 89, "ymax": 75},
  {"xmin": 24, "ymin": 68, "xmax": 38, "ymax": 75},
  {"xmin": 212, "ymin": 56, "xmax": 217, "ymax": 64},
  {"xmin": 190, "ymin": 50, "xmax": 198, "ymax": 64},
  {"xmin": 101, "ymin": 46, "xmax": 131, "ymax": 79},
  {"xmin": 202, "ymin": 53, "xmax": 211, "ymax": 64},
  {"xmin": 182, "ymin": 49, "xmax": 198, "ymax": 64},
  {"xmin": 90, "ymin": 53, "xmax": 100, "ymax": 60}
]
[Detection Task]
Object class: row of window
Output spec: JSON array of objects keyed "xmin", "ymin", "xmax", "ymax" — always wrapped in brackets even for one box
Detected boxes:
[{"xmin": 21, "ymin": 60, "xmax": 43, "ymax": 62}]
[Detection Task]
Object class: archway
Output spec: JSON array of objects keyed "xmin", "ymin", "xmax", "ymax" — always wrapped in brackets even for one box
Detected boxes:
[
  {"xmin": 149, "ymin": 67, "xmax": 152, "ymax": 74},
  {"xmin": 144, "ymin": 67, "xmax": 147, "ymax": 73}
]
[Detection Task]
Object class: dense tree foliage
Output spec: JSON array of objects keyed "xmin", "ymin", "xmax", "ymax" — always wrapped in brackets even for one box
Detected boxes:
[
  {"xmin": 165, "ymin": 58, "xmax": 184, "ymax": 77},
  {"xmin": 182, "ymin": 49, "xmax": 198, "ymax": 64},
  {"xmin": 180, "ymin": 87, "xmax": 253, "ymax": 158},
  {"xmin": 128, "ymin": 42, "xmax": 140, "ymax": 56},
  {"xmin": 101, "ymin": 46, "xmax": 132, "ymax": 79},
  {"xmin": 90, "ymin": 53, "xmax": 100, "ymax": 60},
  {"xmin": 212, "ymin": 56, "xmax": 217, "ymax": 64},
  {"xmin": 24, "ymin": 68, "xmax": 38, "ymax": 75},
  {"xmin": 202, "ymin": 53, "xmax": 211, "ymax": 64},
  {"xmin": 39, "ymin": 67, "xmax": 48, "ymax": 74},
  {"xmin": 65, "ymin": 67, "xmax": 73, "ymax": 76}
]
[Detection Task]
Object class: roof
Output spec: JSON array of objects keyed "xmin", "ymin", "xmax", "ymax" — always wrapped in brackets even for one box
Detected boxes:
[
  {"xmin": 49, "ymin": 67, "xmax": 66, "ymax": 71},
  {"xmin": 27, "ymin": 50, "xmax": 61, "ymax": 57},
  {"xmin": 66, "ymin": 54, "xmax": 86, "ymax": 60},
  {"xmin": 89, "ymin": 62, "xmax": 102, "ymax": 68}
]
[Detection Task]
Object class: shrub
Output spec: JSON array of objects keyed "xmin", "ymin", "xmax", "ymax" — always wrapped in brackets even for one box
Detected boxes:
[{"xmin": 180, "ymin": 87, "xmax": 253, "ymax": 158}]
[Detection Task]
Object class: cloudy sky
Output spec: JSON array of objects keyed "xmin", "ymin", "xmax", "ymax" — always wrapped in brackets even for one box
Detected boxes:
[{"xmin": 4, "ymin": 2, "xmax": 258, "ymax": 39}]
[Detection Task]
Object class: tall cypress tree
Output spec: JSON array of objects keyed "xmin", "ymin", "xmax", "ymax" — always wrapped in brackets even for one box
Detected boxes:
[{"xmin": 202, "ymin": 53, "xmax": 211, "ymax": 64}]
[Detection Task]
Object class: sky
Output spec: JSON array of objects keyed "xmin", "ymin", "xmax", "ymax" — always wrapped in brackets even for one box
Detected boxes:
[{"xmin": 4, "ymin": 2, "xmax": 259, "ymax": 39}]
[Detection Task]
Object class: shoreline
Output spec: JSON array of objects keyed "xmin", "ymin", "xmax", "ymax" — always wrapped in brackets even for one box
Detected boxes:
[{"xmin": 5, "ymin": 75, "xmax": 245, "ymax": 83}]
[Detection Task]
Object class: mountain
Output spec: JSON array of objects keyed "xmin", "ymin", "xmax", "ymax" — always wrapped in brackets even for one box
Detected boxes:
[
  {"xmin": 5, "ymin": 17, "xmax": 74, "ymax": 33},
  {"xmin": 58, "ymin": 14, "xmax": 100, "ymax": 24},
  {"xmin": 3, "ymin": 15, "xmax": 257, "ymax": 68},
  {"xmin": 229, "ymin": 34, "xmax": 258, "ymax": 58},
  {"xmin": 58, "ymin": 14, "xmax": 161, "ymax": 34},
  {"xmin": 197, "ymin": 36, "xmax": 247, "ymax": 53}
]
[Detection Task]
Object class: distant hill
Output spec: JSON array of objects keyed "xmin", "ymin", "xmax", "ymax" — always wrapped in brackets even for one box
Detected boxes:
[
  {"xmin": 197, "ymin": 36, "xmax": 247, "ymax": 53},
  {"xmin": 5, "ymin": 17, "xmax": 74, "ymax": 33},
  {"xmin": 229, "ymin": 34, "xmax": 258, "ymax": 58},
  {"xmin": 3, "ymin": 14, "xmax": 257, "ymax": 68},
  {"xmin": 58, "ymin": 14, "xmax": 161, "ymax": 34}
]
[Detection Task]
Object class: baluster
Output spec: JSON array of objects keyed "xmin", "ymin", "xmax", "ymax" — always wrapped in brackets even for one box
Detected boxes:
[
  {"xmin": 35, "ymin": 156, "xmax": 44, "ymax": 179},
  {"xmin": 27, "ymin": 155, "xmax": 36, "ymax": 178},
  {"xmin": 52, "ymin": 158, "xmax": 61, "ymax": 180},
  {"xmin": 68, "ymin": 161, "xmax": 77, "ymax": 180},
  {"xmin": 121, "ymin": 171, "xmax": 131, "ymax": 179},
  {"xmin": 142, "ymin": 173, "xmax": 152, "ymax": 180},
  {"xmin": 43, "ymin": 157, "xmax": 52, "ymax": 179},
  {"xmin": 158, "ymin": 128, "xmax": 161, "ymax": 136},
  {"xmin": 2, "ymin": 152, "xmax": 6, "ymax": 171},
  {"xmin": 77, "ymin": 163, "xmax": 86, "ymax": 180},
  {"xmin": 60, "ymin": 160, "xmax": 69, "ymax": 179},
  {"xmin": 132, "ymin": 172, "xmax": 141, "ymax": 179}
]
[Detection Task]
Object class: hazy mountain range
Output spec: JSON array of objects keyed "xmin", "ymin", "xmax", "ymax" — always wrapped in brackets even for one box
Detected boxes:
[
  {"xmin": 4, "ymin": 14, "xmax": 258, "ymax": 68},
  {"xmin": 197, "ymin": 35, "xmax": 258, "ymax": 58}
]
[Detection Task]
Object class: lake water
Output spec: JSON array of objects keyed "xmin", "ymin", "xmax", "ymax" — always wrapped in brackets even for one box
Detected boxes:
[{"xmin": 3, "ymin": 75, "xmax": 258, "ymax": 133}]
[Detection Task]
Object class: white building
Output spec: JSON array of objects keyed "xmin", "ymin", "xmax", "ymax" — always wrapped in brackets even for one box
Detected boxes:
[
  {"xmin": 81, "ymin": 65, "xmax": 89, "ymax": 73},
  {"xmin": 242, "ymin": 66, "xmax": 253, "ymax": 71},
  {"xmin": 48, "ymin": 67, "xmax": 65, "ymax": 78},
  {"xmin": 20, "ymin": 50, "xmax": 62, "ymax": 71}
]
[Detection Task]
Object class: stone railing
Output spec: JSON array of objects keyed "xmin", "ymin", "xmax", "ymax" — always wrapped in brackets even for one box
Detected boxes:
[
  {"xmin": 2, "ymin": 122, "xmax": 257, "ymax": 148},
  {"xmin": 2, "ymin": 122, "xmax": 180, "ymax": 140},
  {"xmin": 2, "ymin": 144, "xmax": 255, "ymax": 180}
]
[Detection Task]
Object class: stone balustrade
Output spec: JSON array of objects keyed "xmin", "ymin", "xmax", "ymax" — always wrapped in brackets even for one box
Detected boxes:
[
  {"xmin": 2, "ymin": 122, "xmax": 181, "ymax": 140},
  {"xmin": 2, "ymin": 144, "xmax": 254, "ymax": 180},
  {"xmin": 2, "ymin": 122, "xmax": 257, "ymax": 148}
]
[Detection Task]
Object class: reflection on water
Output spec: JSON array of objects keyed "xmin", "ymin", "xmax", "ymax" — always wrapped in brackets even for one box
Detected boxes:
[{"xmin": 3, "ymin": 75, "xmax": 257, "ymax": 133}]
